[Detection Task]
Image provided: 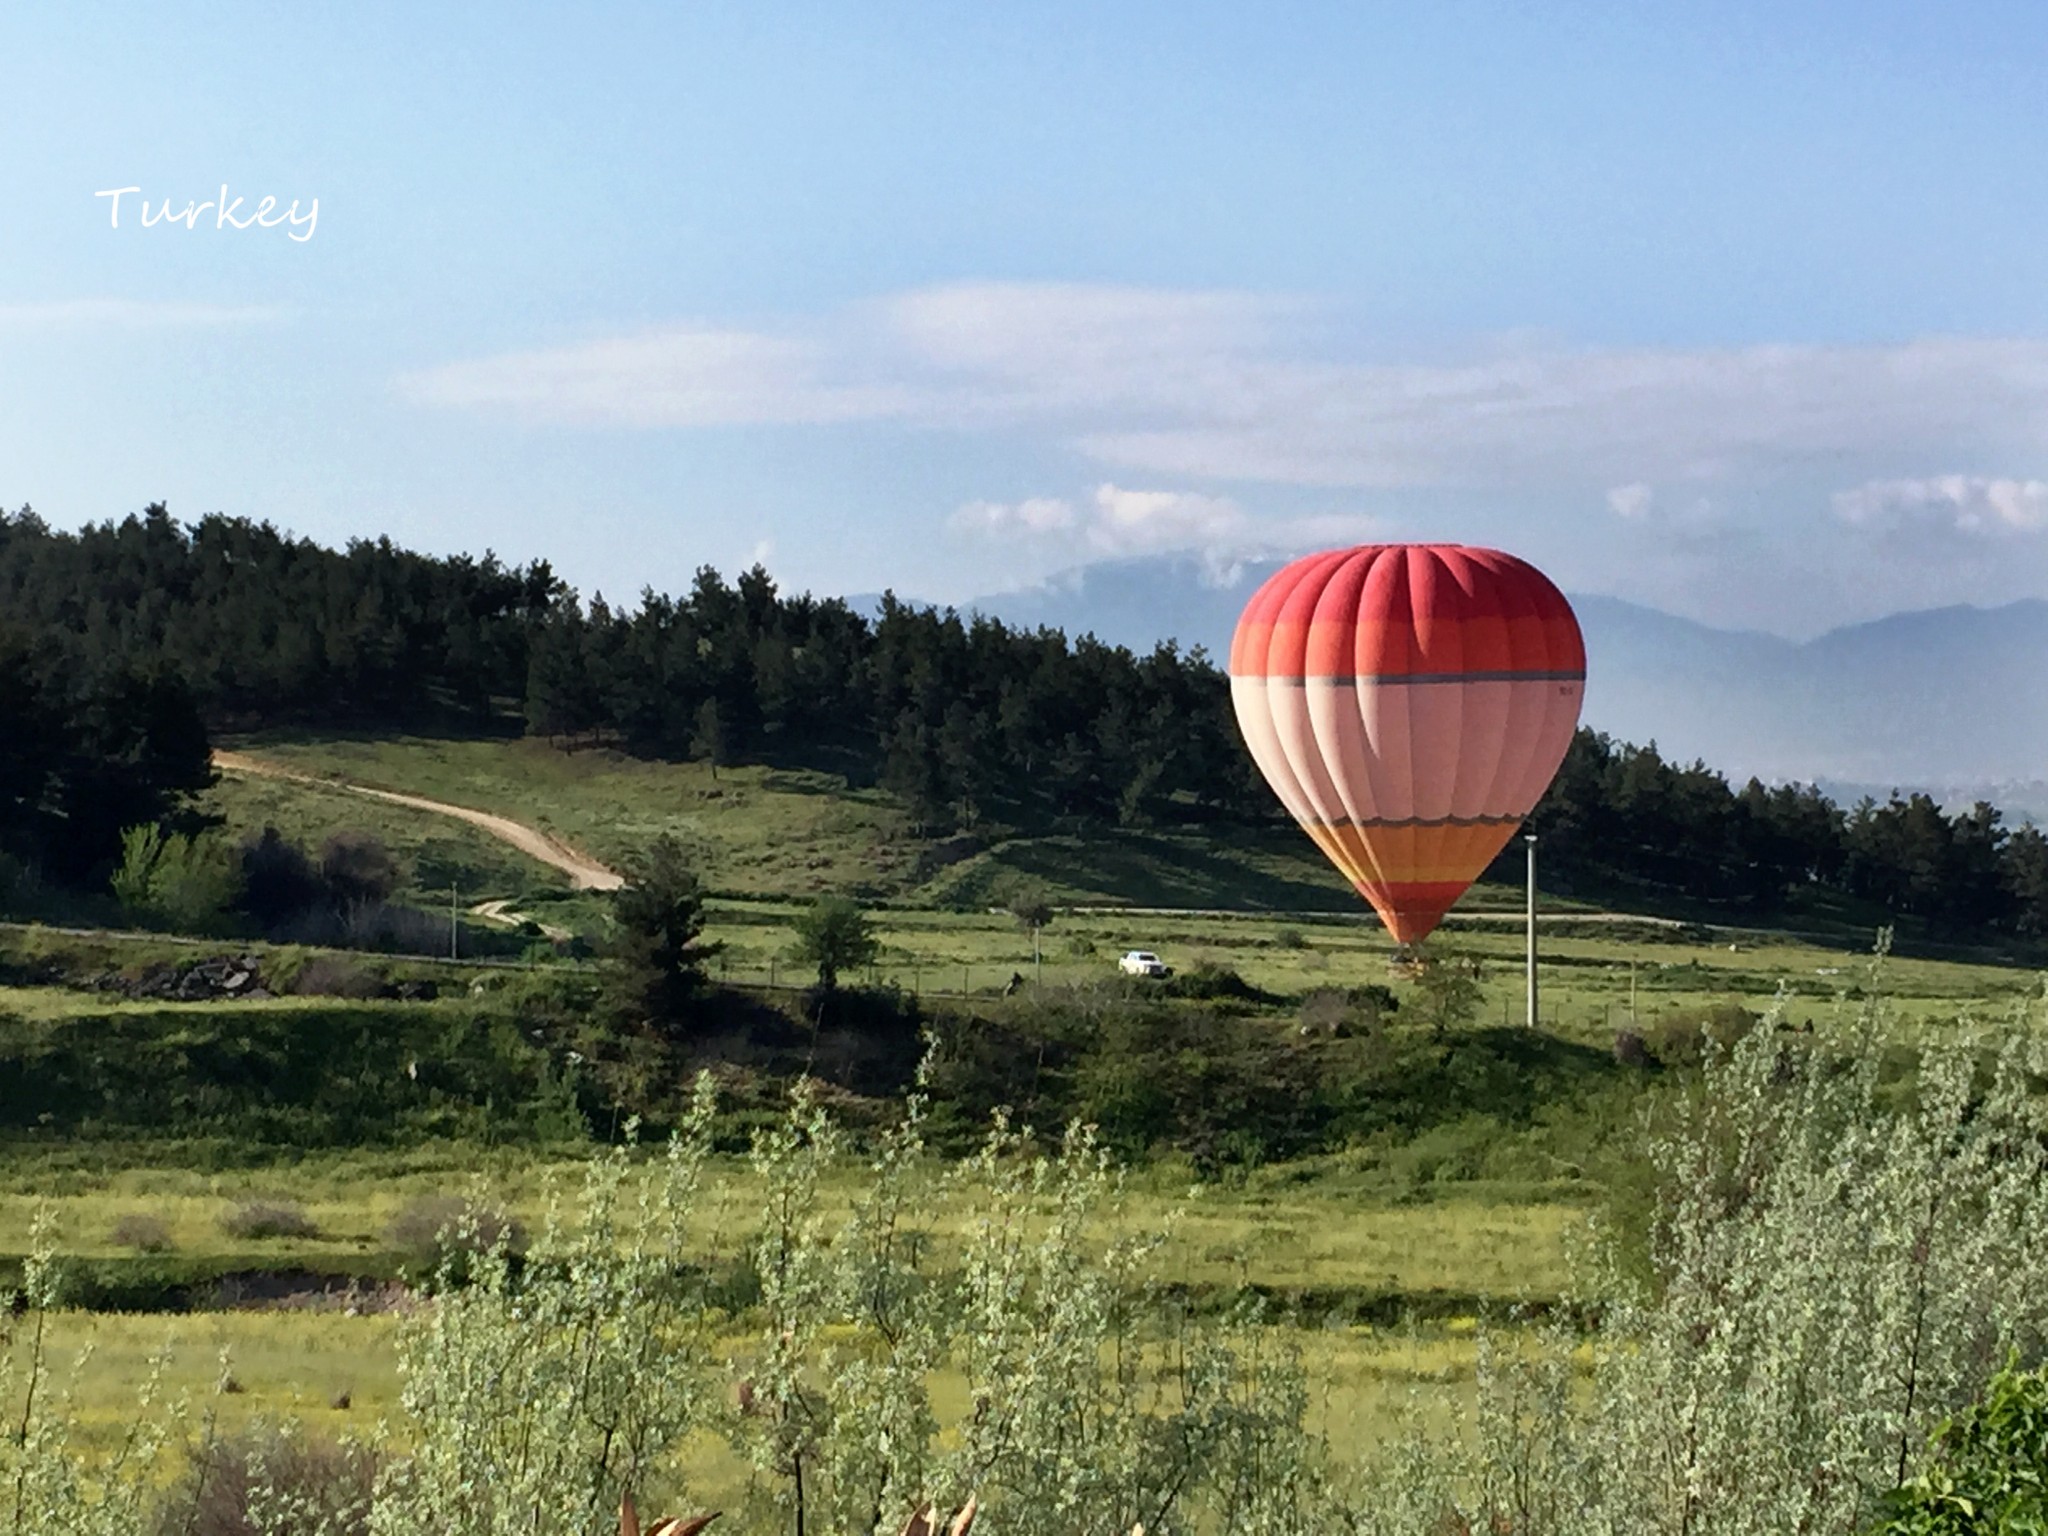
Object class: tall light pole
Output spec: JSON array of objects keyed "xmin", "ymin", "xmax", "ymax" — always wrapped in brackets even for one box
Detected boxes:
[{"xmin": 1524, "ymin": 833, "xmax": 1538, "ymax": 1029}]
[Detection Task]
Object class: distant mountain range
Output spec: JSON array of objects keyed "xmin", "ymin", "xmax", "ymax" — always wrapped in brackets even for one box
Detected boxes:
[{"xmin": 869, "ymin": 555, "xmax": 2048, "ymax": 821}]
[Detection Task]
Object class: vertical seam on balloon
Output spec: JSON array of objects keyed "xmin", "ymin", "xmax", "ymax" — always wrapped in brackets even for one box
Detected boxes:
[
  {"xmin": 1280, "ymin": 556, "xmax": 1372, "ymax": 891},
  {"xmin": 1244, "ymin": 560, "xmax": 1365, "ymax": 894},
  {"xmin": 1471, "ymin": 552, "xmax": 1528, "ymax": 821},
  {"xmin": 1527, "ymin": 579, "xmax": 1582, "ymax": 816},
  {"xmin": 1314, "ymin": 550, "xmax": 1389, "ymax": 893}
]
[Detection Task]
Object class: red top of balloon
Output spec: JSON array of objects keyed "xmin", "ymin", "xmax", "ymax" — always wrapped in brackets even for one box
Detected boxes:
[{"xmin": 1229, "ymin": 544, "xmax": 1585, "ymax": 681}]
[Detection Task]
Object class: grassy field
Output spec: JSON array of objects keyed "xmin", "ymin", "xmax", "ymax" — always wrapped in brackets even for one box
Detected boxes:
[
  {"xmin": 2, "ymin": 727, "xmax": 2034, "ymax": 1500},
  {"xmin": 210, "ymin": 732, "xmax": 1538, "ymax": 916},
  {"xmin": 26, "ymin": 1305, "xmax": 1493, "ymax": 1499},
  {"xmin": 0, "ymin": 1150, "xmax": 1582, "ymax": 1305},
  {"xmin": 198, "ymin": 733, "xmax": 2048, "ymax": 1043},
  {"xmin": 5, "ymin": 1139, "xmax": 1556, "ymax": 1490},
  {"xmin": 708, "ymin": 901, "xmax": 2043, "ymax": 1040}
]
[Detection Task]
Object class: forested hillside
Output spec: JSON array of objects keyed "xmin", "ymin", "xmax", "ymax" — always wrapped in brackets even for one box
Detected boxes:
[{"xmin": 3, "ymin": 502, "xmax": 2044, "ymax": 938}]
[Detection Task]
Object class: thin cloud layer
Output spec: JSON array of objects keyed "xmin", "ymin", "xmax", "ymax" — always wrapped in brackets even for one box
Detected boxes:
[
  {"xmin": 404, "ymin": 283, "xmax": 2048, "ymax": 495},
  {"xmin": 403, "ymin": 326, "xmax": 916, "ymax": 426},
  {"xmin": 951, "ymin": 496, "xmax": 1079, "ymax": 535},
  {"xmin": 1833, "ymin": 475, "xmax": 2048, "ymax": 535},
  {"xmin": 0, "ymin": 299, "xmax": 285, "ymax": 328}
]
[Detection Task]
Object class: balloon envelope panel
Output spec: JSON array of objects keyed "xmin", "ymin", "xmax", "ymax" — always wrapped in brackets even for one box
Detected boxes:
[{"xmin": 1229, "ymin": 545, "xmax": 1585, "ymax": 943}]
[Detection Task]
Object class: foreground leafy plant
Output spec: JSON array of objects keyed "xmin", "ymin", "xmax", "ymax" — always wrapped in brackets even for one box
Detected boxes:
[
  {"xmin": 1385, "ymin": 945, "xmax": 2048, "ymax": 1536},
  {"xmin": 1870, "ymin": 1355, "xmax": 2048, "ymax": 1535}
]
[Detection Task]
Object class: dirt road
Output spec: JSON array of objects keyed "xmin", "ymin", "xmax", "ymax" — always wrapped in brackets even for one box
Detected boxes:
[
  {"xmin": 213, "ymin": 750, "xmax": 624, "ymax": 891},
  {"xmin": 467, "ymin": 896, "xmax": 576, "ymax": 942}
]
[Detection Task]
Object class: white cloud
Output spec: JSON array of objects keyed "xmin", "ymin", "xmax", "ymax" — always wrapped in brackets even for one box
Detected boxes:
[
  {"xmin": 1086, "ymin": 484, "xmax": 1243, "ymax": 553},
  {"xmin": 401, "ymin": 325, "xmax": 918, "ymax": 426},
  {"xmin": 406, "ymin": 285, "xmax": 2048, "ymax": 504},
  {"xmin": 952, "ymin": 482, "xmax": 1381, "ymax": 586},
  {"xmin": 1607, "ymin": 482, "xmax": 1654, "ymax": 519},
  {"xmin": 1833, "ymin": 475, "xmax": 2048, "ymax": 535},
  {"xmin": 950, "ymin": 496, "xmax": 1078, "ymax": 535},
  {"xmin": 0, "ymin": 298, "xmax": 284, "ymax": 327}
]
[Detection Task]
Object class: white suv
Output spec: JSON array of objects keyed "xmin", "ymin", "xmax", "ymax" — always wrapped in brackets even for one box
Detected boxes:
[{"xmin": 1118, "ymin": 950, "xmax": 1169, "ymax": 978}]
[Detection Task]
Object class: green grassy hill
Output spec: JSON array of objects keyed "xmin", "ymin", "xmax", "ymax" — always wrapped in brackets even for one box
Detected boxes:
[{"xmin": 207, "ymin": 731, "xmax": 1553, "ymax": 918}]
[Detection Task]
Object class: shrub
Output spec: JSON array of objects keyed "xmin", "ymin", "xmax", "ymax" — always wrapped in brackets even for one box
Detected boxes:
[
  {"xmin": 153, "ymin": 1426, "xmax": 378, "ymax": 1536},
  {"xmin": 1872, "ymin": 1354, "xmax": 2048, "ymax": 1534},
  {"xmin": 238, "ymin": 826, "xmax": 325, "ymax": 931},
  {"xmin": 1297, "ymin": 983, "xmax": 1393, "ymax": 1038},
  {"xmin": 113, "ymin": 824, "xmax": 244, "ymax": 934},
  {"xmin": 218, "ymin": 1200, "xmax": 319, "ymax": 1241},
  {"xmin": 1275, "ymin": 926, "xmax": 1307, "ymax": 949},
  {"xmin": 1410, "ymin": 940, "xmax": 2048, "ymax": 1536},
  {"xmin": 319, "ymin": 832, "xmax": 400, "ymax": 908},
  {"xmin": 1298, "ymin": 987, "xmax": 1350, "ymax": 1037},
  {"xmin": 110, "ymin": 1213, "xmax": 175, "ymax": 1253},
  {"xmin": 1159, "ymin": 960, "xmax": 1264, "ymax": 1002},
  {"xmin": 1643, "ymin": 1001, "xmax": 1758, "ymax": 1066},
  {"xmin": 385, "ymin": 1195, "xmax": 526, "ymax": 1269},
  {"xmin": 286, "ymin": 955, "xmax": 392, "ymax": 999},
  {"xmin": 278, "ymin": 899, "xmax": 467, "ymax": 955},
  {"xmin": 1345, "ymin": 982, "xmax": 1400, "ymax": 1019},
  {"xmin": 1402, "ymin": 947, "xmax": 1484, "ymax": 1039}
]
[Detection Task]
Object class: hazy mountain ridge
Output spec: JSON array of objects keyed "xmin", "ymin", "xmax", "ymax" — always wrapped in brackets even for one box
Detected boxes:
[{"xmin": 921, "ymin": 555, "xmax": 2047, "ymax": 813}]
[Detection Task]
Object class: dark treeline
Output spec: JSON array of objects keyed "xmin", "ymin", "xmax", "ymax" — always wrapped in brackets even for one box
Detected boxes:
[
  {"xmin": 3, "ymin": 503, "xmax": 2044, "ymax": 939},
  {"xmin": 1525, "ymin": 733, "xmax": 2048, "ymax": 937},
  {"xmin": 0, "ymin": 504, "xmax": 550, "ymax": 730}
]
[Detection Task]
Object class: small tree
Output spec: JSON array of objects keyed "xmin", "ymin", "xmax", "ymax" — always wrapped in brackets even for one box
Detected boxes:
[
  {"xmin": 110, "ymin": 823, "xmax": 165, "ymax": 912},
  {"xmin": 1009, "ymin": 896, "xmax": 1055, "ymax": 934},
  {"xmin": 1404, "ymin": 945, "xmax": 1485, "ymax": 1040},
  {"xmin": 112, "ymin": 823, "xmax": 242, "ymax": 934},
  {"xmin": 690, "ymin": 699, "xmax": 727, "ymax": 780},
  {"xmin": 792, "ymin": 896, "xmax": 878, "ymax": 991},
  {"xmin": 320, "ymin": 831, "xmax": 400, "ymax": 908},
  {"xmin": 1009, "ymin": 893, "xmax": 1055, "ymax": 978},
  {"xmin": 607, "ymin": 834, "xmax": 721, "ymax": 1026},
  {"xmin": 238, "ymin": 825, "xmax": 325, "ymax": 930}
]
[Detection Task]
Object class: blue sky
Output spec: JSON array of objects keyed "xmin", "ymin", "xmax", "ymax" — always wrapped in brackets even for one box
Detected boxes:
[{"xmin": 5, "ymin": 1, "xmax": 2048, "ymax": 635}]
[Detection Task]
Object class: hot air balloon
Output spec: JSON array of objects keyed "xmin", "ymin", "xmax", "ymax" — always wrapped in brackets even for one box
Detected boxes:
[{"xmin": 1229, "ymin": 545, "xmax": 1584, "ymax": 945}]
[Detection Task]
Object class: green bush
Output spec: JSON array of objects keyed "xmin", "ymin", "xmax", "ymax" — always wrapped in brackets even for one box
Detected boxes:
[
  {"xmin": 112, "ymin": 824, "xmax": 244, "ymax": 934},
  {"xmin": 386, "ymin": 1194, "xmax": 527, "ymax": 1281},
  {"xmin": 109, "ymin": 1213, "xmax": 174, "ymax": 1253},
  {"xmin": 1872, "ymin": 1356, "xmax": 2048, "ymax": 1534},
  {"xmin": 218, "ymin": 1200, "xmax": 319, "ymax": 1241},
  {"xmin": 1643, "ymin": 1001, "xmax": 1759, "ymax": 1066},
  {"xmin": 1158, "ymin": 959, "xmax": 1265, "ymax": 1002}
]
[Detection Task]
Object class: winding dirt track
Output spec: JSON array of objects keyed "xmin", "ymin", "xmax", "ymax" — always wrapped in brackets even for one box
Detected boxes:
[{"xmin": 212, "ymin": 750, "xmax": 624, "ymax": 891}]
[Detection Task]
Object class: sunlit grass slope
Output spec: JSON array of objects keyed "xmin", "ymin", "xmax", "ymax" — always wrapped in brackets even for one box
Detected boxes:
[{"xmin": 212, "ymin": 732, "xmax": 1525, "ymax": 914}]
